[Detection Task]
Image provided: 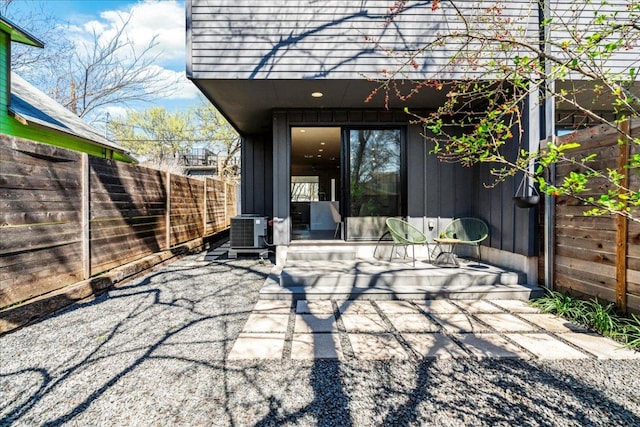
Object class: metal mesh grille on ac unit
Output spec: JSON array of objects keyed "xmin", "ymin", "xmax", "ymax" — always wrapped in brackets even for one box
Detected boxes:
[{"xmin": 230, "ymin": 217, "xmax": 257, "ymax": 248}]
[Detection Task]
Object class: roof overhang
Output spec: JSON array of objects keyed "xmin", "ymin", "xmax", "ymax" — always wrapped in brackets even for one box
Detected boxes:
[
  {"xmin": 0, "ymin": 16, "xmax": 44, "ymax": 48},
  {"xmin": 188, "ymin": 78, "xmax": 451, "ymax": 135}
]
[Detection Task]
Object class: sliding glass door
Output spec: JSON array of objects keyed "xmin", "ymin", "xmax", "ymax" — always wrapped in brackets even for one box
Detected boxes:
[{"xmin": 344, "ymin": 128, "xmax": 404, "ymax": 240}]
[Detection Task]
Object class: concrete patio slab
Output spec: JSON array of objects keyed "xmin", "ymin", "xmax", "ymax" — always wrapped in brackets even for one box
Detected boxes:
[
  {"xmin": 414, "ymin": 299, "xmax": 462, "ymax": 313},
  {"xmin": 505, "ymin": 333, "xmax": 589, "ymax": 359},
  {"xmin": 386, "ymin": 313, "xmax": 440, "ymax": 332},
  {"xmin": 340, "ymin": 313, "xmax": 388, "ymax": 333},
  {"xmin": 455, "ymin": 334, "xmax": 530, "ymax": 359},
  {"xmin": 454, "ymin": 300, "xmax": 504, "ymax": 313},
  {"xmin": 242, "ymin": 313, "xmax": 290, "ymax": 333},
  {"xmin": 491, "ymin": 299, "xmax": 540, "ymax": 313},
  {"xmin": 228, "ymin": 333, "xmax": 285, "ymax": 359},
  {"xmin": 430, "ymin": 313, "xmax": 490, "ymax": 333},
  {"xmin": 296, "ymin": 300, "xmax": 334, "ymax": 315},
  {"xmin": 337, "ymin": 300, "xmax": 378, "ymax": 315},
  {"xmin": 263, "ymin": 257, "xmax": 542, "ymax": 301},
  {"xmin": 294, "ymin": 314, "xmax": 338, "ymax": 333},
  {"xmin": 349, "ymin": 333, "xmax": 409, "ymax": 359},
  {"xmin": 402, "ymin": 333, "xmax": 469, "ymax": 358},
  {"xmin": 291, "ymin": 333, "xmax": 342, "ymax": 359},
  {"xmin": 474, "ymin": 313, "xmax": 539, "ymax": 332},
  {"xmin": 518, "ymin": 313, "xmax": 589, "ymax": 333},
  {"xmin": 253, "ymin": 300, "xmax": 293, "ymax": 314},
  {"xmin": 375, "ymin": 300, "xmax": 420, "ymax": 314},
  {"xmin": 559, "ymin": 332, "xmax": 640, "ymax": 360}
]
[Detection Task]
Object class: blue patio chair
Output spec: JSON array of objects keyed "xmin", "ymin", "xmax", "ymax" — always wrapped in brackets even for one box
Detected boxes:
[
  {"xmin": 385, "ymin": 218, "xmax": 429, "ymax": 267},
  {"xmin": 435, "ymin": 217, "xmax": 489, "ymax": 261}
]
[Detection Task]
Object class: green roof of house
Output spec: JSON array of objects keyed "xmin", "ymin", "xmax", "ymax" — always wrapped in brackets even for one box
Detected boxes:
[
  {"xmin": 0, "ymin": 15, "xmax": 44, "ymax": 48},
  {"xmin": 9, "ymin": 72, "xmax": 135, "ymax": 161}
]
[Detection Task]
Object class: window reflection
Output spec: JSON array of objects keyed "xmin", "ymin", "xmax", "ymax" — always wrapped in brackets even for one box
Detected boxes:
[{"xmin": 349, "ymin": 129, "xmax": 401, "ymax": 217}]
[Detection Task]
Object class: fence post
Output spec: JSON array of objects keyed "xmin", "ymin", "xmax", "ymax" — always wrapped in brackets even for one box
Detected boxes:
[
  {"xmin": 165, "ymin": 172, "xmax": 171, "ymax": 249},
  {"xmin": 615, "ymin": 120, "xmax": 630, "ymax": 313},
  {"xmin": 202, "ymin": 178, "xmax": 208, "ymax": 237},
  {"xmin": 224, "ymin": 180, "xmax": 229, "ymax": 226},
  {"xmin": 81, "ymin": 153, "xmax": 90, "ymax": 279}
]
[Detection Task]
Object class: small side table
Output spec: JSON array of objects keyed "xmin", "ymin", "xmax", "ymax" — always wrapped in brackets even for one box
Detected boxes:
[{"xmin": 432, "ymin": 238, "xmax": 461, "ymax": 267}]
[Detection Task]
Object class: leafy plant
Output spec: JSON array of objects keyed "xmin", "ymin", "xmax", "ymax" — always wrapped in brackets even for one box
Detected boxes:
[
  {"xmin": 531, "ymin": 290, "xmax": 640, "ymax": 350},
  {"xmin": 620, "ymin": 314, "xmax": 640, "ymax": 349},
  {"xmin": 585, "ymin": 299, "xmax": 621, "ymax": 337},
  {"xmin": 531, "ymin": 289, "xmax": 590, "ymax": 324}
]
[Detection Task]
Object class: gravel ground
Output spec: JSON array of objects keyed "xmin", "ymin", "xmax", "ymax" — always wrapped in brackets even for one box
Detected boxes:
[{"xmin": 1, "ymin": 251, "xmax": 639, "ymax": 427}]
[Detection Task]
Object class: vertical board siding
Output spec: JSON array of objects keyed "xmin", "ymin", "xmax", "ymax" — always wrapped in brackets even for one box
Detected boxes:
[
  {"xmin": 1, "ymin": 135, "xmax": 234, "ymax": 308},
  {"xmin": 0, "ymin": 135, "xmax": 83, "ymax": 306},
  {"xmin": 189, "ymin": 0, "xmax": 538, "ymax": 79},
  {"xmin": 553, "ymin": 120, "xmax": 640, "ymax": 312}
]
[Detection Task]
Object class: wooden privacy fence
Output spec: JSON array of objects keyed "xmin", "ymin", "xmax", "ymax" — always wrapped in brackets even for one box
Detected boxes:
[
  {"xmin": 0, "ymin": 135, "xmax": 237, "ymax": 309},
  {"xmin": 552, "ymin": 119, "xmax": 640, "ymax": 313}
]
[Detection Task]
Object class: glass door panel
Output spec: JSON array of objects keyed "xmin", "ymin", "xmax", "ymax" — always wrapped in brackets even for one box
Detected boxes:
[{"xmin": 345, "ymin": 128, "xmax": 402, "ymax": 240}]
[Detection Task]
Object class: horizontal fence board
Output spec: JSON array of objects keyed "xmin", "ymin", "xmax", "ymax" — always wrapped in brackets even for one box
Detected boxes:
[
  {"xmin": 552, "ymin": 119, "xmax": 640, "ymax": 311},
  {"xmin": 0, "ymin": 242, "xmax": 82, "ymax": 306}
]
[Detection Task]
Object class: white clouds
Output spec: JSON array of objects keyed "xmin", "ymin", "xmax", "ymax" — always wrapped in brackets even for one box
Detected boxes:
[
  {"xmin": 73, "ymin": 1, "xmax": 185, "ymax": 65},
  {"xmin": 142, "ymin": 65, "xmax": 201, "ymax": 100},
  {"xmin": 69, "ymin": 0, "xmax": 195, "ymax": 105}
]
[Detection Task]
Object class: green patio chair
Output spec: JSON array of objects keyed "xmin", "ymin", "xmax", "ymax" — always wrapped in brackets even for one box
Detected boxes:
[
  {"xmin": 436, "ymin": 217, "xmax": 489, "ymax": 260},
  {"xmin": 385, "ymin": 218, "xmax": 429, "ymax": 267}
]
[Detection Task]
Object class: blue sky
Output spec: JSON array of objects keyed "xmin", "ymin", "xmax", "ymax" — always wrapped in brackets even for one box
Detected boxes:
[{"xmin": 5, "ymin": 0, "xmax": 199, "ymax": 117}]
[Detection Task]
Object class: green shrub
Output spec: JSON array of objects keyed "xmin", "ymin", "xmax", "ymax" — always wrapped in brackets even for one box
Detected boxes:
[{"xmin": 531, "ymin": 289, "xmax": 639, "ymax": 350}]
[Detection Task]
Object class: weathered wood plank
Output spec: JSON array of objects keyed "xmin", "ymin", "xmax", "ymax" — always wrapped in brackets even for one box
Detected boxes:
[{"xmin": 0, "ymin": 224, "xmax": 81, "ymax": 255}]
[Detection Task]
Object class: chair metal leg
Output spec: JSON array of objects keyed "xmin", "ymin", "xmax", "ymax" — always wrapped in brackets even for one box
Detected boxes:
[{"xmin": 412, "ymin": 244, "xmax": 416, "ymax": 267}]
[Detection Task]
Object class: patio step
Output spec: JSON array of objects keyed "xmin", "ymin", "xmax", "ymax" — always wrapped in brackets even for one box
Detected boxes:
[
  {"xmin": 286, "ymin": 247, "xmax": 357, "ymax": 261},
  {"xmin": 260, "ymin": 259, "xmax": 543, "ymax": 301}
]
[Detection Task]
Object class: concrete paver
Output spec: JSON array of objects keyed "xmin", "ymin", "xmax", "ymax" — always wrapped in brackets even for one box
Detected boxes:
[
  {"xmin": 337, "ymin": 300, "xmax": 378, "ymax": 315},
  {"xmin": 291, "ymin": 333, "xmax": 342, "ymax": 359},
  {"xmin": 341, "ymin": 312, "xmax": 388, "ymax": 333},
  {"xmin": 491, "ymin": 299, "xmax": 540, "ymax": 313},
  {"xmin": 559, "ymin": 332, "xmax": 640, "ymax": 360},
  {"xmin": 386, "ymin": 313, "xmax": 440, "ymax": 332},
  {"xmin": 505, "ymin": 333, "xmax": 589, "ymax": 359},
  {"xmin": 454, "ymin": 300, "xmax": 504, "ymax": 313},
  {"xmin": 519, "ymin": 313, "xmax": 588, "ymax": 333},
  {"xmin": 349, "ymin": 333, "xmax": 409, "ymax": 359},
  {"xmin": 375, "ymin": 300, "xmax": 420, "ymax": 314},
  {"xmin": 414, "ymin": 299, "xmax": 462, "ymax": 313},
  {"xmin": 294, "ymin": 314, "xmax": 338, "ymax": 333},
  {"xmin": 430, "ymin": 313, "xmax": 490, "ymax": 333},
  {"xmin": 474, "ymin": 313, "xmax": 539, "ymax": 332},
  {"xmin": 228, "ymin": 333, "xmax": 285, "ymax": 359},
  {"xmin": 402, "ymin": 333, "xmax": 468, "ymax": 358},
  {"xmin": 242, "ymin": 313, "xmax": 290, "ymax": 333},
  {"xmin": 252, "ymin": 300, "xmax": 292, "ymax": 314},
  {"xmin": 234, "ymin": 299, "xmax": 640, "ymax": 360},
  {"xmin": 455, "ymin": 334, "xmax": 530, "ymax": 359},
  {"xmin": 296, "ymin": 300, "xmax": 334, "ymax": 315}
]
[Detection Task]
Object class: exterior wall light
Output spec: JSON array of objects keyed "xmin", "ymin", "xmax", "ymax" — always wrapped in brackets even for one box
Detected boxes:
[{"xmin": 311, "ymin": 92, "xmax": 323, "ymax": 98}]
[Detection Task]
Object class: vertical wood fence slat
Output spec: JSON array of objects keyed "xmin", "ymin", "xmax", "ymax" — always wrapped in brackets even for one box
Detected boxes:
[
  {"xmin": 616, "ymin": 119, "xmax": 630, "ymax": 313},
  {"xmin": 224, "ymin": 181, "xmax": 229, "ymax": 224},
  {"xmin": 165, "ymin": 172, "xmax": 171, "ymax": 249},
  {"xmin": 81, "ymin": 153, "xmax": 90, "ymax": 279},
  {"xmin": 202, "ymin": 178, "xmax": 208, "ymax": 237}
]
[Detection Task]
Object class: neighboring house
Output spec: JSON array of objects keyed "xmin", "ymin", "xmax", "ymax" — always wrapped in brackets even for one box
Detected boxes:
[
  {"xmin": 0, "ymin": 16, "xmax": 135, "ymax": 163},
  {"xmin": 185, "ymin": 1, "xmax": 631, "ymax": 278},
  {"xmin": 178, "ymin": 147, "xmax": 240, "ymax": 177}
]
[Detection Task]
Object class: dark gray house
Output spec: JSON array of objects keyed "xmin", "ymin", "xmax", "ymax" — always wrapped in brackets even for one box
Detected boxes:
[{"xmin": 186, "ymin": 0, "xmax": 629, "ymax": 281}]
